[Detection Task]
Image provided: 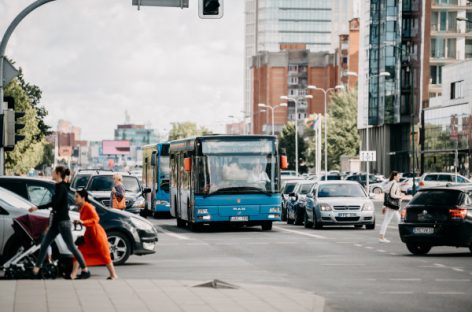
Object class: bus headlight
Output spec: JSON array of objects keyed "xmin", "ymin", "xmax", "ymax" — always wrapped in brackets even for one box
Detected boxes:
[
  {"xmin": 197, "ymin": 209, "xmax": 209, "ymax": 214},
  {"xmin": 269, "ymin": 207, "xmax": 281, "ymax": 213}
]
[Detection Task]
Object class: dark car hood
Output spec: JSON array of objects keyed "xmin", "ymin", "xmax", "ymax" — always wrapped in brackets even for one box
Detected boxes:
[{"xmin": 89, "ymin": 191, "xmax": 140, "ymax": 200}]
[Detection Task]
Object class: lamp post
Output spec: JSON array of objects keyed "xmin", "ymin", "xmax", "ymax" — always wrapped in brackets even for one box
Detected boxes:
[
  {"xmin": 386, "ymin": 42, "xmax": 417, "ymax": 193},
  {"xmin": 307, "ymin": 85, "xmax": 344, "ymax": 180},
  {"xmin": 258, "ymin": 103, "xmax": 288, "ymax": 135},
  {"xmin": 280, "ymin": 95, "xmax": 313, "ymax": 176}
]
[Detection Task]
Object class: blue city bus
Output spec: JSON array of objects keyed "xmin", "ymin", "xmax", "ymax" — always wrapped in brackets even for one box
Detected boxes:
[
  {"xmin": 143, "ymin": 143, "xmax": 171, "ymax": 217},
  {"xmin": 169, "ymin": 135, "xmax": 285, "ymax": 231}
]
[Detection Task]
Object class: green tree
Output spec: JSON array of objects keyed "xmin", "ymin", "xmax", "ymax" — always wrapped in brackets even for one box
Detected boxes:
[
  {"xmin": 278, "ymin": 122, "xmax": 308, "ymax": 173},
  {"xmin": 4, "ymin": 80, "xmax": 47, "ymax": 174},
  {"xmin": 168, "ymin": 122, "xmax": 211, "ymax": 141}
]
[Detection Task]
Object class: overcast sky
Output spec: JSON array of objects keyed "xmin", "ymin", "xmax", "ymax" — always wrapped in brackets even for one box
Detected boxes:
[{"xmin": 0, "ymin": 0, "xmax": 244, "ymax": 141}]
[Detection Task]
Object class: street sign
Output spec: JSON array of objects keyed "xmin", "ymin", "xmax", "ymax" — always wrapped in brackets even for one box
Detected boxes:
[
  {"xmin": 2, "ymin": 58, "xmax": 19, "ymax": 86},
  {"xmin": 360, "ymin": 151, "xmax": 376, "ymax": 162},
  {"xmin": 132, "ymin": 0, "xmax": 189, "ymax": 8}
]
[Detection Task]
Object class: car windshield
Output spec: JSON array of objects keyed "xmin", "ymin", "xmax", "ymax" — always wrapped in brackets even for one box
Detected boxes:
[
  {"xmin": 298, "ymin": 183, "xmax": 314, "ymax": 194},
  {"xmin": 283, "ymin": 183, "xmax": 297, "ymax": 194},
  {"xmin": 89, "ymin": 176, "xmax": 141, "ymax": 193},
  {"xmin": 72, "ymin": 174, "xmax": 91, "ymax": 189},
  {"xmin": 410, "ymin": 190, "xmax": 462, "ymax": 206},
  {"xmin": 318, "ymin": 184, "xmax": 366, "ymax": 198},
  {"xmin": 0, "ymin": 188, "xmax": 33, "ymax": 209}
]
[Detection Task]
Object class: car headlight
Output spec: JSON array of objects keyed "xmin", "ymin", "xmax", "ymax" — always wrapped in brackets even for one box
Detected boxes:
[
  {"xmin": 197, "ymin": 209, "xmax": 209, "ymax": 214},
  {"xmin": 269, "ymin": 207, "xmax": 281, "ymax": 213},
  {"xmin": 133, "ymin": 196, "xmax": 146, "ymax": 209},
  {"xmin": 362, "ymin": 202, "xmax": 374, "ymax": 211},
  {"xmin": 320, "ymin": 203, "xmax": 332, "ymax": 211},
  {"xmin": 156, "ymin": 200, "xmax": 170, "ymax": 206},
  {"xmin": 131, "ymin": 217, "xmax": 155, "ymax": 232}
]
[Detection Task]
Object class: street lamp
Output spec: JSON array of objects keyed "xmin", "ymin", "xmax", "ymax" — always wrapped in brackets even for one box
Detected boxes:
[
  {"xmin": 307, "ymin": 85, "xmax": 344, "ymax": 180},
  {"xmin": 385, "ymin": 42, "xmax": 418, "ymax": 193},
  {"xmin": 258, "ymin": 103, "xmax": 288, "ymax": 135},
  {"xmin": 280, "ymin": 94, "xmax": 313, "ymax": 176}
]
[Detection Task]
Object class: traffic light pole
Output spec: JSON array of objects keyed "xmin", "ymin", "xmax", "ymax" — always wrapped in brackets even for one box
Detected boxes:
[{"xmin": 0, "ymin": 0, "xmax": 57, "ymax": 175}]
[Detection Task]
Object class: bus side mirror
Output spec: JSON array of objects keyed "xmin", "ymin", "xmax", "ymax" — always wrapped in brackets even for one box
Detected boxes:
[
  {"xmin": 280, "ymin": 155, "xmax": 288, "ymax": 170},
  {"xmin": 184, "ymin": 158, "xmax": 192, "ymax": 172},
  {"xmin": 151, "ymin": 153, "xmax": 157, "ymax": 166}
]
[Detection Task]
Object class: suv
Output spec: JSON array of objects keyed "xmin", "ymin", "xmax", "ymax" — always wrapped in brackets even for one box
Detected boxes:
[
  {"xmin": 70, "ymin": 169, "xmax": 112, "ymax": 190},
  {"xmin": 346, "ymin": 174, "xmax": 383, "ymax": 187},
  {"xmin": 71, "ymin": 172, "xmax": 151, "ymax": 215},
  {"xmin": 418, "ymin": 173, "xmax": 470, "ymax": 189}
]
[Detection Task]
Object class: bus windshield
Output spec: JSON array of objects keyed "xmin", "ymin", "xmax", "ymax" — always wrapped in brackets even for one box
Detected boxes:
[
  {"xmin": 159, "ymin": 156, "xmax": 170, "ymax": 179},
  {"xmin": 195, "ymin": 139, "xmax": 278, "ymax": 195}
]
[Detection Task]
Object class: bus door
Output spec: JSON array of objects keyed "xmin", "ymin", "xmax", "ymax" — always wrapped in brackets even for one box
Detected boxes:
[{"xmin": 150, "ymin": 150, "xmax": 158, "ymax": 211}]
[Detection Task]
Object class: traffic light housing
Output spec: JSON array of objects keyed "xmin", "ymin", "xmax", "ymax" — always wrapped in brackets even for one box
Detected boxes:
[
  {"xmin": 2, "ymin": 96, "xmax": 26, "ymax": 151},
  {"xmin": 199, "ymin": 0, "xmax": 223, "ymax": 19}
]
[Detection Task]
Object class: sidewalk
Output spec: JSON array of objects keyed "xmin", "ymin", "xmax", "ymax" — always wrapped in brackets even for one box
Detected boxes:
[{"xmin": 0, "ymin": 279, "xmax": 325, "ymax": 312}]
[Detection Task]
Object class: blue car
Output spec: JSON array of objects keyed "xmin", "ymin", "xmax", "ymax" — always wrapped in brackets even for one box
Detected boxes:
[{"xmin": 286, "ymin": 181, "xmax": 316, "ymax": 225}]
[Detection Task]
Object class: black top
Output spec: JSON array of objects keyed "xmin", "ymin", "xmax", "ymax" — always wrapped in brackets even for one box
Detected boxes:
[{"xmin": 50, "ymin": 181, "xmax": 70, "ymax": 224}]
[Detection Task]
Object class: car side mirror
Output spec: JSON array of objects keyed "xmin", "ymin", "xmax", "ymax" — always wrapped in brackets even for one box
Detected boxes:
[{"xmin": 143, "ymin": 187, "xmax": 152, "ymax": 194}]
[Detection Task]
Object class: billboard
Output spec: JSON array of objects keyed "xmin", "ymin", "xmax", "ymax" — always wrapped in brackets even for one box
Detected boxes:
[{"xmin": 102, "ymin": 140, "xmax": 130, "ymax": 155}]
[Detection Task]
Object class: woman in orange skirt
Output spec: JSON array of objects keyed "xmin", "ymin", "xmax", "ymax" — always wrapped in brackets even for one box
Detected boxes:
[{"xmin": 71, "ymin": 189, "xmax": 118, "ymax": 280}]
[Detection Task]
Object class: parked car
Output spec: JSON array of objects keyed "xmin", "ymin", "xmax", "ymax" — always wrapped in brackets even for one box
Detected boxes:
[
  {"xmin": 0, "ymin": 186, "xmax": 84, "ymax": 265},
  {"xmin": 346, "ymin": 174, "xmax": 383, "ymax": 187},
  {"xmin": 370, "ymin": 177, "xmax": 407, "ymax": 194},
  {"xmin": 418, "ymin": 173, "xmax": 470, "ymax": 189},
  {"xmin": 286, "ymin": 181, "xmax": 316, "ymax": 225},
  {"xmin": 0, "ymin": 177, "xmax": 158, "ymax": 265},
  {"xmin": 399, "ymin": 186, "xmax": 472, "ymax": 255},
  {"xmin": 70, "ymin": 169, "xmax": 112, "ymax": 190},
  {"xmin": 71, "ymin": 171, "xmax": 151, "ymax": 215},
  {"xmin": 400, "ymin": 177, "xmax": 420, "ymax": 195},
  {"xmin": 303, "ymin": 181, "xmax": 376, "ymax": 229}
]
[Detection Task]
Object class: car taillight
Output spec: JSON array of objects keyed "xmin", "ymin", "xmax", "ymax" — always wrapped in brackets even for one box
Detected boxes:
[
  {"xmin": 401, "ymin": 208, "xmax": 407, "ymax": 221},
  {"xmin": 419, "ymin": 181, "xmax": 424, "ymax": 187},
  {"xmin": 449, "ymin": 208, "xmax": 467, "ymax": 220}
]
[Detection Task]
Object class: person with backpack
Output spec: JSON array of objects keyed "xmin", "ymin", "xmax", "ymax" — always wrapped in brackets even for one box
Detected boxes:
[{"xmin": 379, "ymin": 171, "xmax": 404, "ymax": 243}]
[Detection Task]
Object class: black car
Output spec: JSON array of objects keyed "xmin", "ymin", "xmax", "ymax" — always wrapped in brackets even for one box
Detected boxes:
[
  {"xmin": 399, "ymin": 186, "xmax": 472, "ymax": 255},
  {"xmin": 0, "ymin": 177, "xmax": 158, "ymax": 264},
  {"xmin": 71, "ymin": 171, "xmax": 151, "ymax": 215},
  {"xmin": 346, "ymin": 174, "xmax": 383, "ymax": 187}
]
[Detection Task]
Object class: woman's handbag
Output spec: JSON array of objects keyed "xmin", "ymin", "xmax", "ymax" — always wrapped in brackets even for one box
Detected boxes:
[
  {"xmin": 75, "ymin": 236, "xmax": 85, "ymax": 246},
  {"xmin": 383, "ymin": 183, "xmax": 400, "ymax": 210}
]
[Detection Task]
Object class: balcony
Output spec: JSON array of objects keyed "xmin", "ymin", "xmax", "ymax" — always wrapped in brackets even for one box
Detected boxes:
[
  {"xmin": 431, "ymin": 22, "xmax": 459, "ymax": 34},
  {"xmin": 432, "ymin": 0, "xmax": 461, "ymax": 10}
]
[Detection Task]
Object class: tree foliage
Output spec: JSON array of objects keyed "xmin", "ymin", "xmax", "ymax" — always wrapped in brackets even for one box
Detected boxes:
[
  {"xmin": 278, "ymin": 122, "xmax": 308, "ymax": 173},
  {"xmin": 168, "ymin": 122, "xmax": 211, "ymax": 141},
  {"xmin": 4, "ymin": 80, "xmax": 47, "ymax": 174}
]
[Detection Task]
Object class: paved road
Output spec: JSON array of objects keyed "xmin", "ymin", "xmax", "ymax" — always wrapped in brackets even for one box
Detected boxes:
[{"xmin": 88, "ymin": 202, "xmax": 472, "ymax": 312}]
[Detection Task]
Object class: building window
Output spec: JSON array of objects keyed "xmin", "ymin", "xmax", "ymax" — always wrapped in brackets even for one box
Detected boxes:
[
  {"xmin": 342, "ymin": 56, "xmax": 348, "ymax": 64},
  {"xmin": 451, "ymin": 80, "xmax": 464, "ymax": 99},
  {"xmin": 466, "ymin": 39, "xmax": 472, "ymax": 58},
  {"xmin": 447, "ymin": 38, "xmax": 456, "ymax": 58},
  {"xmin": 430, "ymin": 65, "xmax": 443, "ymax": 85}
]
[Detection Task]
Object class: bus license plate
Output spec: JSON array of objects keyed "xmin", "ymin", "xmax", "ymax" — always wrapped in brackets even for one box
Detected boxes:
[
  {"xmin": 413, "ymin": 227, "xmax": 434, "ymax": 234},
  {"xmin": 231, "ymin": 216, "xmax": 249, "ymax": 222}
]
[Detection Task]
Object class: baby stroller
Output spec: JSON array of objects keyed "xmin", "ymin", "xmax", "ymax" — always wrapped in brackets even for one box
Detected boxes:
[{"xmin": 2, "ymin": 214, "xmax": 58, "ymax": 279}]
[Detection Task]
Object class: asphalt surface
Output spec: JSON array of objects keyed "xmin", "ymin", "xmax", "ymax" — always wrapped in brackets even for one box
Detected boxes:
[{"xmin": 51, "ymin": 201, "xmax": 472, "ymax": 311}]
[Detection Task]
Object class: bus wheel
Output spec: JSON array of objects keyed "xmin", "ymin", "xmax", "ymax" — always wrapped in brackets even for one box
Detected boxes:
[
  {"xmin": 261, "ymin": 222, "xmax": 272, "ymax": 231},
  {"xmin": 189, "ymin": 222, "xmax": 202, "ymax": 232},
  {"xmin": 176, "ymin": 218, "xmax": 186, "ymax": 228}
]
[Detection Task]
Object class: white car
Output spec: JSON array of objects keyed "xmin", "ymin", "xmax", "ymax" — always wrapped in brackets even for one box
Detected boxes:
[
  {"xmin": 0, "ymin": 187, "xmax": 84, "ymax": 263},
  {"xmin": 418, "ymin": 173, "xmax": 470, "ymax": 189}
]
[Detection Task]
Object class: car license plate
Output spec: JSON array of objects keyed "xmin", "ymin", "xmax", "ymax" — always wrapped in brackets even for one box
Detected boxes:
[
  {"xmin": 413, "ymin": 227, "xmax": 434, "ymax": 234},
  {"xmin": 230, "ymin": 216, "xmax": 249, "ymax": 222},
  {"xmin": 338, "ymin": 213, "xmax": 357, "ymax": 217}
]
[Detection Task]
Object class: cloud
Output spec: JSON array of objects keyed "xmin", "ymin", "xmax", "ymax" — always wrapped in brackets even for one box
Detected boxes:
[{"xmin": 0, "ymin": 0, "xmax": 244, "ymax": 140}]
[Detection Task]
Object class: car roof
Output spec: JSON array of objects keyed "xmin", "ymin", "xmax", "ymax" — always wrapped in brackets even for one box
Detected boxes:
[
  {"xmin": 316, "ymin": 180, "xmax": 363, "ymax": 185},
  {"xmin": 0, "ymin": 176, "xmax": 52, "ymax": 182},
  {"xmin": 418, "ymin": 184, "xmax": 472, "ymax": 192}
]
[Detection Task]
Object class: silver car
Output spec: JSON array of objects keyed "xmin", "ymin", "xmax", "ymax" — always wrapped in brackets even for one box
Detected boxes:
[
  {"xmin": 304, "ymin": 181, "xmax": 376, "ymax": 229},
  {"xmin": 0, "ymin": 187, "xmax": 83, "ymax": 263}
]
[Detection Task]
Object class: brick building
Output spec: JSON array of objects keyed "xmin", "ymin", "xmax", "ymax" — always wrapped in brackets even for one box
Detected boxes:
[{"xmin": 338, "ymin": 18, "xmax": 360, "ymax": 89}]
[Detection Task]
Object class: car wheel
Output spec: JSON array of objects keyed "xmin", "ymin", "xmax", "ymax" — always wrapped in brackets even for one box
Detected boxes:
[
  {"xmin": 373, "ymin": 187, "xmax": 382, "ymax": 195},
  {"xmin": 304, "ymin": 211, "xmax": 313, "ymax": 228},
  {"xmin": 469, "ymin": 245, "xmax": 472, "ymax": 254},
  {"xmin": 261, "ymin": 222, "xmax": 273, "ymax": 231},
  {"xmin": 406, "ymin": 243, "xmax": 431, "ymax": 255},
  {"xmin": 313, "ymin": 215, "xmax": 323, "ymax": 229},
  {"xmin": 188, "ymin": 222, "xmax": 202, "ymax": 232},
  {"xmin": 281, "ymin": 206, "xmax": 287, "ymax": 221},
  {"xmin": 176, "ymin": 218, "xmax": 186, "ymax": 228},
  {"xmin": 365, "ymin": 220, "xmax": 376, "ymax": 230},
  {"xmin": 108, "ymin": 231, "xmax": 131, "ymax": 265},
  {"xmin": 293, "ymin": 210, "xmax": 303, "ymax": 225}
]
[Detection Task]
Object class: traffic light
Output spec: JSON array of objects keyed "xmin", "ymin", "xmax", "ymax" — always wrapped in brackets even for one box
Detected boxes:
[
  {"xmin": 199, "ymin": 0, "xmax": 223, "ymax": 19},
  {"xmin": 2, "ymin": 96, "xmax": 25, "ymax": 152}
]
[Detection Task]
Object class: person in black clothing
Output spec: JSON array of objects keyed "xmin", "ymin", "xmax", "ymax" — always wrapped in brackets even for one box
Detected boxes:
[{"xmin": 29, "ymin": 166, "xmax": 90, "ymax": 279}]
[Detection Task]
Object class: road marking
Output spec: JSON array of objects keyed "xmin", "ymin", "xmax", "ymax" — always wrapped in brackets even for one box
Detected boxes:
[
  {"xmin": 452, "ymin": 268, "xmax": 464, "ymax": 272},
  {"xmin": 389, "ymin": 253, "xmax": 398, "ymax": 256},
  {"xmin": 354, "ymin": 244, "xmax": 363, "ymax": 247},
  {"xmin": 365, "ymin": 246, "xmax": 374, "ymax": 250},
  {"xmin": 434, "ymin": 263, "xmax": 446, "ymax": 268},
  {"xmin": 156, "ymin": 227, "xmax": 191, "ymax": 240},
  {"xmin": 427, "ymin": 291, "xmax": 465, "ymax": 295},
  {"xmin": 389, "ymin": 278, "xmax": 422, "ymax": 282},
  {"xmin": 274, "ymin": 226, "xmax": 328, "ymax": 239},
  {"xmin": 435, "ymin": 279, "xmax": 471, "ymax": 282},
  {"xmin": 380, "ymin": 291, "xmax": 414, "ymax": 295},
  {"xmin": 335, "ymin": 241, "xmax": 354, "ymax": 244},
  {"xmin": 247, "ymin": 242, "xmax": 269, "ymax": 245},
  {"xmin": 321, "ymin": 263, "xmax": 366, "ymax": 266},
  {"xmin": 377, "ymin": 249, "xmax": 386, "ymax": 253}
]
